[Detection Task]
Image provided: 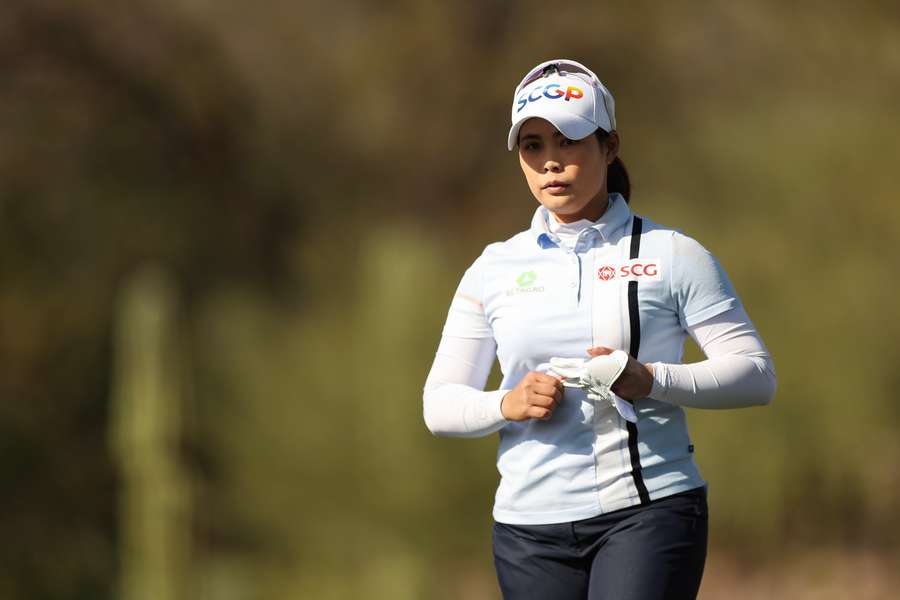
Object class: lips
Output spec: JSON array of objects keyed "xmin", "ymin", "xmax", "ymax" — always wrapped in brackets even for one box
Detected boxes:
[{"xmin": 542, "ymin": 180, "xmax": 570, "ymax": 193}]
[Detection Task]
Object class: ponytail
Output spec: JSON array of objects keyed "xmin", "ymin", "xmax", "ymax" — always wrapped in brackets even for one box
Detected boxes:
[
  {"xmin": 607, "ymin": 156, "xmax": 631, "ymax": 203},
  {"xmin": 595, "ymin": 130, "xmax": 631, "ymax": 203}
]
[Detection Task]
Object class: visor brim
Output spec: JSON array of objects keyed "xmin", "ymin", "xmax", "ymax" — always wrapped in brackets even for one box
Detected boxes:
[{"xmin": 507, "ymin": 110, "xmax": 605, "ymax": 151}]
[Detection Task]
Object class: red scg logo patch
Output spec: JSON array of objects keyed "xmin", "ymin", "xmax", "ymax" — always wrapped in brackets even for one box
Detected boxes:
[
  {"xmin": 597, "ymin": 259, "xmax": 662, "ymax": 282},
  {"xmin": 598, "ymin": 265, "xmax": 616, "ymax": 281}
]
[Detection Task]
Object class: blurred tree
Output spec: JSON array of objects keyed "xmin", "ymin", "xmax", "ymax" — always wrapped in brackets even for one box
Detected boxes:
[{"xmin": 0, "ymin": 1, "xmax": 300, "ymax": 596}]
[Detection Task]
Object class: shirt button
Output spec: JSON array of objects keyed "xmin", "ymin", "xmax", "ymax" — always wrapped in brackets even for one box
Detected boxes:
[{"xmin": 569, "ymin": 282, "xmax": 577, "ymax": 287}]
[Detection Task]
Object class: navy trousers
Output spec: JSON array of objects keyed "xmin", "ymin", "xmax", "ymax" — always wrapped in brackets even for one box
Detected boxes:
[{"xmin": 492, "ymin": 487, "xmax": 708, "ymax": 600}]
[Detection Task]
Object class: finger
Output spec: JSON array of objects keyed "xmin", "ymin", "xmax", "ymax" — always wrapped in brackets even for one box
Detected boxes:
[
  {"xmin": 529, "ymin": 396, "xmax": 554, "ymax": 409},
  {"xmin": 528, "ymin": 383, "xmax": 562, "ymax": 400},
  {"xmin": 587, "ymin": 346, "xmax": 614, "ymax": 356},
  {"xmin": 529, "ymin": 392, "xmax": 562, "ymax": 409},
  {"xmin": 527, "ymin": 406, "xmax": 552, "ymax": 420},
  {"xmin": 531, "ymin": 372, "xmax": 566, "ymax": 386}
]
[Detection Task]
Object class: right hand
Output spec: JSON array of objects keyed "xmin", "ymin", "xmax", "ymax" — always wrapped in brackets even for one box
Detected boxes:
[{"xmin": 501, "ymin": 372, "xmax": 564, "ymax": 421}]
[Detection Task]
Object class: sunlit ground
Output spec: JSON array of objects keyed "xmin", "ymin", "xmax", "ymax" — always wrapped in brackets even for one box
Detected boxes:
[
  {"xmin": 701, "ymin": 550, "xmax": 900, "ymax": 600},
  {"xmin": 416, "ymin": 550, "xmax": 900, "ymax": 600}
]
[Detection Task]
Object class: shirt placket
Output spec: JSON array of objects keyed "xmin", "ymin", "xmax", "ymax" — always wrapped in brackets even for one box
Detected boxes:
[
  {"xmin": 569, "ymin": 229, "xmax": 599, "ymax": 307},
  {"xmin": 562, "ymin": 246, "xmax": 580, "ymax": 309}
]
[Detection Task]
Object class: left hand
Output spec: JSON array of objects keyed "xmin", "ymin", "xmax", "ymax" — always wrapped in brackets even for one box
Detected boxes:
[{"xmin": 586, "ymin": 346, "xmax": 654, "ymax": 402}]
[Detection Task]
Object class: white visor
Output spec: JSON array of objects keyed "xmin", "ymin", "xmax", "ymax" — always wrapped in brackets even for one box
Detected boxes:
[{"xmin": 507, "ymin": 61, "xmax": 616, "ymax": 151}]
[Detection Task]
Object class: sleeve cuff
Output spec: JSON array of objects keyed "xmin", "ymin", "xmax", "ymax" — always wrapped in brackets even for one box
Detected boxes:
[
  {"xmin": 648, "ymin": 362, "xmax": 667, "ymax": 401},
  {"xmin": 479, "ymin": 389, "xmax": 510, "ymax": 426}
]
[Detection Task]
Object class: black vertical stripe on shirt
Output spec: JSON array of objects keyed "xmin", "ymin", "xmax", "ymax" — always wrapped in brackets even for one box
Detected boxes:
[{"xmin": 626, "ymin": 216, "xmax": 651, "ymax": 505}]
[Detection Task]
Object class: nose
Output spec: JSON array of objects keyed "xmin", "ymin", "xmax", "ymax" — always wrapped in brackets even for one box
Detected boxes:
[{"xmin": 543, "ymin": 157, "xmax": 562, "ymax": 173}]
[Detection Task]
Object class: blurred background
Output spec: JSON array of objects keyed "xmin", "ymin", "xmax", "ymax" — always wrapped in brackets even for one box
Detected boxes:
[{"xmin": 2, "ymin": 0, "xmax": 899, "ymax": 598}]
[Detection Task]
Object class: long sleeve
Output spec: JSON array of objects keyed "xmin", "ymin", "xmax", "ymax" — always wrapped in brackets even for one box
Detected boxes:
[
  {"xmin": 647, "ymin": 304, "xmax": 776, "ymax": 408},
  {"xmin": 423, "ymin": 335, "xmax": 509, "ymax": 437}
]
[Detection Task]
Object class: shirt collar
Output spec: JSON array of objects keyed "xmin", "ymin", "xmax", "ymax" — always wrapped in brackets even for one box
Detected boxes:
[{"xmin": 530, "ymin": 193, "xmax": 632, "ymax": 248}]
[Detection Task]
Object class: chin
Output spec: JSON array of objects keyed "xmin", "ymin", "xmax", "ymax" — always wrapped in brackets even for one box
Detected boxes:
[{"xmin": 541, "ymin": 195, "xmax": 583, "ymax": 214}]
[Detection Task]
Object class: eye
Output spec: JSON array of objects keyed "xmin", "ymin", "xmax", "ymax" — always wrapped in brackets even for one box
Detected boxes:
[
  {"xmin": 560, "ymin": 137, "xmax": 577, "ymax": 147},
  {"xmin": 522, "ymin": 140, "xmax": 541, "ymax": 151}
]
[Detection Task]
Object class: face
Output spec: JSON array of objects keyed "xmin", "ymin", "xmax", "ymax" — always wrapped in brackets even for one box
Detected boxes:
[{"xmin": 517, "ymin": 118, "xmax": 619, "ymax": 223}]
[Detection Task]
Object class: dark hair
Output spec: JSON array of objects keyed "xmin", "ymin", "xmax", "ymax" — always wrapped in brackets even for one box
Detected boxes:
[{"xmin": 595, "ymin": 129, "xmax": 631, "ymax": 203}]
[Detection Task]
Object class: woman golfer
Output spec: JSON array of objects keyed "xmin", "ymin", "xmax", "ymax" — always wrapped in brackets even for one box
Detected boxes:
[{"xmin": 423, "ymin": 59, "xmax": 775, "ymax": 600}]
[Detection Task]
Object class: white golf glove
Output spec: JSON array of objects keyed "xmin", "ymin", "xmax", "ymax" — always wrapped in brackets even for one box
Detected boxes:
[{"xmin": 548, "ymin": 350, "xmax": 638, "ymax": 423}]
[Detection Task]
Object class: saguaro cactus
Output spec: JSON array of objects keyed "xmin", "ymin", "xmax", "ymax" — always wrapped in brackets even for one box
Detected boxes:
[{"xmin": 110, "ymin": 265, "xmax": 189, "ymax": 600}]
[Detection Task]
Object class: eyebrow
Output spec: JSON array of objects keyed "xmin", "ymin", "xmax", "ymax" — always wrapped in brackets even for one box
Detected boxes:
[{"xmin": 520, "ymin": 131, "xmax": 563, "ymax": 142}]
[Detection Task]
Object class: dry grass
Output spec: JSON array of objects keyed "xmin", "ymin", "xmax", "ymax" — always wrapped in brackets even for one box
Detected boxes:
[
  {"xmin": 700, "ymin": 550, "xmax": 900, "ymax": 600},
  {"xmin": 429, "ymin": 549, "xmax": 900, "ymax": 600}
]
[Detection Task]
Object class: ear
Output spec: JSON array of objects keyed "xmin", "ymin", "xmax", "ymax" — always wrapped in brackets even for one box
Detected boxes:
[{"xmin": 604, "ymin": 131, "xmax": 620, "ymax": 165}]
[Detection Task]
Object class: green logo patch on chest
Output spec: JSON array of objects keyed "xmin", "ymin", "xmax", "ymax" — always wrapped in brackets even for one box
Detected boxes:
[{"xmin": 516, "ymin": 271, "xmax": 537, "ymax": 287}]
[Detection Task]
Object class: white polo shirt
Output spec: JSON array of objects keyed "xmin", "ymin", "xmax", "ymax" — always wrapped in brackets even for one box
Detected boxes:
[{"xmin": 442, "ymin": 193, "xmax": 739, "ymax": 524}]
